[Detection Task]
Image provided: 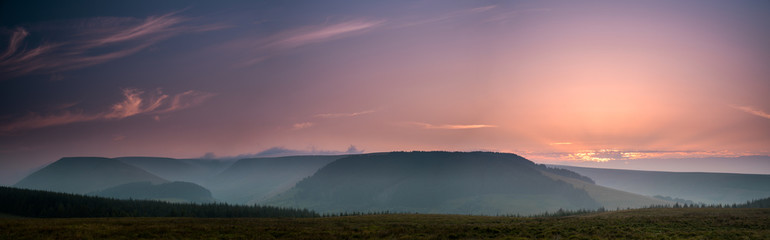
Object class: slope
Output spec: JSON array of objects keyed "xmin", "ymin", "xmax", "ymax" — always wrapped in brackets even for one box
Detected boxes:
[
  {"xmin": 207, "ymin": 155, "xmax": 343, "ymax": 204},
  {"xmin": 116, "ymin": 157, "xmax": 232, "ymax": 184},
  {"xmin": 90, "ymin": 181, "xmax": 216, "ymax": 203},
  {"xmin": 14, "ymin": 157, "xmax": 167, "ymax": 194},
  {"xmin": 538, "ymin": 169, "xmax": 673, "ymax": 209},
  {"xmin": 554, "ymin": 165, "xmax": 770, "ymax": 204},
  {"xmin": 266, "ymin": 151, "xmax": 601, "ymax": 215}
]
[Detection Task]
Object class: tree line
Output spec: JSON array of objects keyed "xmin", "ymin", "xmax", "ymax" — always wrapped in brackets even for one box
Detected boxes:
[
  {"xmin": 2, "ymin": 186, "xmax": 768, "ymax": 218},
  {"xmin": 521, "ymin": 197, "xmax": 770, "ymax": 217},
  {"xmin": 0, "ymin": 186, "xmax": 318, "ymax": 218}
]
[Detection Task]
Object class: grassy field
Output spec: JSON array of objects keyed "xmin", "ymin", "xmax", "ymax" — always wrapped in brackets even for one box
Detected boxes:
[{"xmin": 1, "ymin": 208, "xmax": 768, "ymax": 239}]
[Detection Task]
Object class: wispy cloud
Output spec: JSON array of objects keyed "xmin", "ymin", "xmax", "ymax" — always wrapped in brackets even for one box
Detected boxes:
[
  {"xmin": 0, "ymin": 11, "xmax": 226, "ymax": 79},
  {"xmin": 0, "ymin": 88, "xmax": 214, "ymax": 132},
  {"xmin": 394, "ymin": 5, "xmax": 497, "ymax": 28},
  {"xmin": 522, "ymin": 149, "xmax": 743, "ymax": 163},
  {"xmin": 314, "ymin": 110, "xmax": 375, "ymax": 119},
  {"xmin": 484, "ymin": 8, "xmax": 552, "ymax": 24},
  {"xmin": 214, "ymin": 145, "xmax": 365, "ymax": 159},
  {"xmin": 730, "ymin": 105, "xmax": 770, "ymax": 120},
  {"xmin": 292, "ymin": 122, "xmax": 315, "ymax": 130},
  {"xmin": 226, "ymin": 19, "xmax": 384, "ymax": 66},
  {"xmin": 264, "ymin": 20, "xmax": 384, "ymax": 50},
  {"xmin": 409, "ymin": 122, "xmax": 498, "ymax": 130}
]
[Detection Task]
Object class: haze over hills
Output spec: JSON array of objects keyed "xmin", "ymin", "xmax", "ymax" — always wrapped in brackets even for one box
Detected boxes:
[
  {"xmin": 539, "ymin": 170, "xmax": 671, "ymax": 209},
  {"xmin": 266, "ymin": 152, "xmax": 603, "ymax": 215},
  {"xmin": 90, "ymin": 181, "xmax": 216, "ymax": 203},
  {"xmin": 208, "ymin": 155, "xmax": 343, "ymax": 204},
  {"xmin": 116, "ymin": 157, "xmax": 232, "ymax": 185},
  {"xmin": 14, "ymin": 157, "xmax": 167, "ymax": 194},
  {"xmin": 14, "ymin": 152, "xmax": 770, "ymax": 215},
  {"xmin": 545, "ymin": 156, "xmax": 770, "ymax": 175},
  {"xmin": 554, "ymin": 165, "xmax": 770, "ymax": 204}
]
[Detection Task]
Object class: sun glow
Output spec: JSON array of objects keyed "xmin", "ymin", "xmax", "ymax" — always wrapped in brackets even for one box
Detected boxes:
[{"xmin": 566, "ymin": 149, "xmax": 653, "ymax": 162}]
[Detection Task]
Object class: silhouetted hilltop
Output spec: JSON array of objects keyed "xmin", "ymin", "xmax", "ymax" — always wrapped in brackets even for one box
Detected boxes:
[
  {"xmin": 14, "ymin": 157, "xmax": 167, "ymax": 194},
  {"xmin": 90, "ymin": 181, "xmax": 216, "ymax": 203},
  {"xmin": 267, "ymin": 151, "xmax": 600, "ymax": 215}
]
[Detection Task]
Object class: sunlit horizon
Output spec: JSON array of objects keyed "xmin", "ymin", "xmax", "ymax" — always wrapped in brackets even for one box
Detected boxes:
[{"xmin": 1, "ymin": 0, "xmax": 769, "ymax": 184}]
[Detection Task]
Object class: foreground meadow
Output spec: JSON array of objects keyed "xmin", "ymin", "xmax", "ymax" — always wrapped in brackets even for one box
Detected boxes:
[{"xmin": 2, "ymin": 208, "xmax": 769, "ymax": 239}]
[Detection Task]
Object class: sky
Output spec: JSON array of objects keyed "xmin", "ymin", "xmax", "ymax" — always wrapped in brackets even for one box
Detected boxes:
[{"xmin": 1, "ymin": 0, "xmax": 769, "ymax": 184}]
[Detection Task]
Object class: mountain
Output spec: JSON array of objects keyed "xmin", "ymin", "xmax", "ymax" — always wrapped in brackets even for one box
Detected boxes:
[
  {"xmin": 90, "ymin": 181, "xmax": 216, "ymax": 203},
  {"xmin": 14, "ymin": 157, "xmax": 167, "ymax": 194},
  {"xmin": 207, "ymin": 155, "xmax": 343, "ymax": 204},
  {"xmin": 266, "ymin": 152, "xmax": 602, "ymax": 215},
  {"xmin": 538, "ymin": 168, "xmax": 672, "ymax": 209},
  {"xmin": 553, "ymin": 165, "xmax": 770, "ymax": 204},
  {"xmin": 548, "ymin": 156, "xmax": 770, "ymax": 175},
  {"xmin": 116, "ymin": 157, "xmax": 232, "ymax": 184}
]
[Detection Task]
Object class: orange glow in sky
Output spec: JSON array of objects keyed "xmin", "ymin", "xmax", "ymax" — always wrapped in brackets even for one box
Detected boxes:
[{"xmin": 1, "ymin": 0, "xmax": 769, "ymax": 183}]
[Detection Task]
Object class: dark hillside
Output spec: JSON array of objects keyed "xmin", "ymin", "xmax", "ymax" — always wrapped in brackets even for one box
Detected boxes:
[
  {"xmin": 268, "ymin": 151, "xmax": 600, "ymax": 215},
  {"xmin": 90, "ymin": 181, "xmax": 216, "ymax": 203},
  {"xmin": 14, "ymin": 157, "xmax": 167, "ymax": 194}
]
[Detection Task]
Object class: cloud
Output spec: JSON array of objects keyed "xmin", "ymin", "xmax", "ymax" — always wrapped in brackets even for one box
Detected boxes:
[
  {"xmin": 0, "ymin": 88, "xmax": 214, "ymax": 132},
  {"xmin": 409, "ymin": 122, "xmax": 498, "ymax": 130},
  {"xmin": 523, "ymin": 149, "xmax": 741, "ymax": 163},
  {"xmin": 0, "ymin": 11, "xmax": 226, "ymax": 79},
  {"xmin": 225, "ymin": 19, "xmax": 384, "ymax": 66},
  {"xmin": 394, "ymin": 5, "xmax": 497, "ymax": 28},
  {"xmin": 112, "ymin": 135, "xmax": 126, "ymax": 141},
  {"xmin": 292, "ymin": 122, "xmax": 315, "ymax": 130},
  {"xmin": 549, "ymin": 142, "xmax": 573, "ymax": 146},
  {"xmin": 484, "ymin": 8, "xmax": 552, "ymax": 24},
  {"xmin": 314, "ymin": 110, "xmax": 375, "ymax": 118},
  {"xmin": 157, "ymin": 90, "xmax": 216, "ymax": 113},
  {"xmin": 730, "ymin": 105, "xmax": 770, "ymax": 120},
  {"xmin": 217, "ymin": 145, "xmax": 365, "ymax": 159},
  {"xmin": 264, "ymin": 20, "xmax": 384, "ymax": 50}
]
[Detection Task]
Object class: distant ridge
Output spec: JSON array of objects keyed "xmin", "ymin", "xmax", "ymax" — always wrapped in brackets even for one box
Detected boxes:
[
  {"xmin": 554, "ymin": 165, "xmax": 770, "ymax": 204},
  {"xmin": 15, "ymin": 157, "xmax": 167, "ymax": 194},
  {"xmin": 117, "ymin": 157, "xmax": 232, "ymax": 184},
  {"xmin": 208, "ymin": 155, "xmax": 344, "ymax": 204}
]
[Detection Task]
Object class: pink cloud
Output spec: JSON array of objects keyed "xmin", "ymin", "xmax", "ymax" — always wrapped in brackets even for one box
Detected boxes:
[
  {"xmin": 292, "ymin": 122, "xmax": 315, "ymax": 130},
  {"xmin": 159, "ymin": 90, "xmax": 216, "ymax": 113},
  {"xmin": 0, "ymin": 27, "xmax": 29, "ymax": 60},
  {"xmin": 0, "ymin": 11, "xmax": 226, "ymax": 79},
  {"xmin": 264, "ymin": 20, "xmax": 384, "ymax": 50},
  {"xmin": 222, "ymin": 19, "xmax": 383, "ymax": 66},
  {"xmin": 0, "ymin": 88, "xmax": 214, "ymax": 133},
  {"xmin": 314, "ymin": 110, "xmax": 375, "ymax": 118},
  {"xmin": 408, "ymin": 122, "xmax": 498, "ymax": 130},
  {"xmin": 730, "ymin": 105, "xmax": 770, "ymax": 120},
  {"xmin": 95, "ymin": 12, "xmax": 185, "ymax": 45}
]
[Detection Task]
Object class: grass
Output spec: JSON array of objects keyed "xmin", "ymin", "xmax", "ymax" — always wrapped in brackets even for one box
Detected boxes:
[{"xmin": 1, "ymin": 208, "xmax": 768, "ymax": 239}]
